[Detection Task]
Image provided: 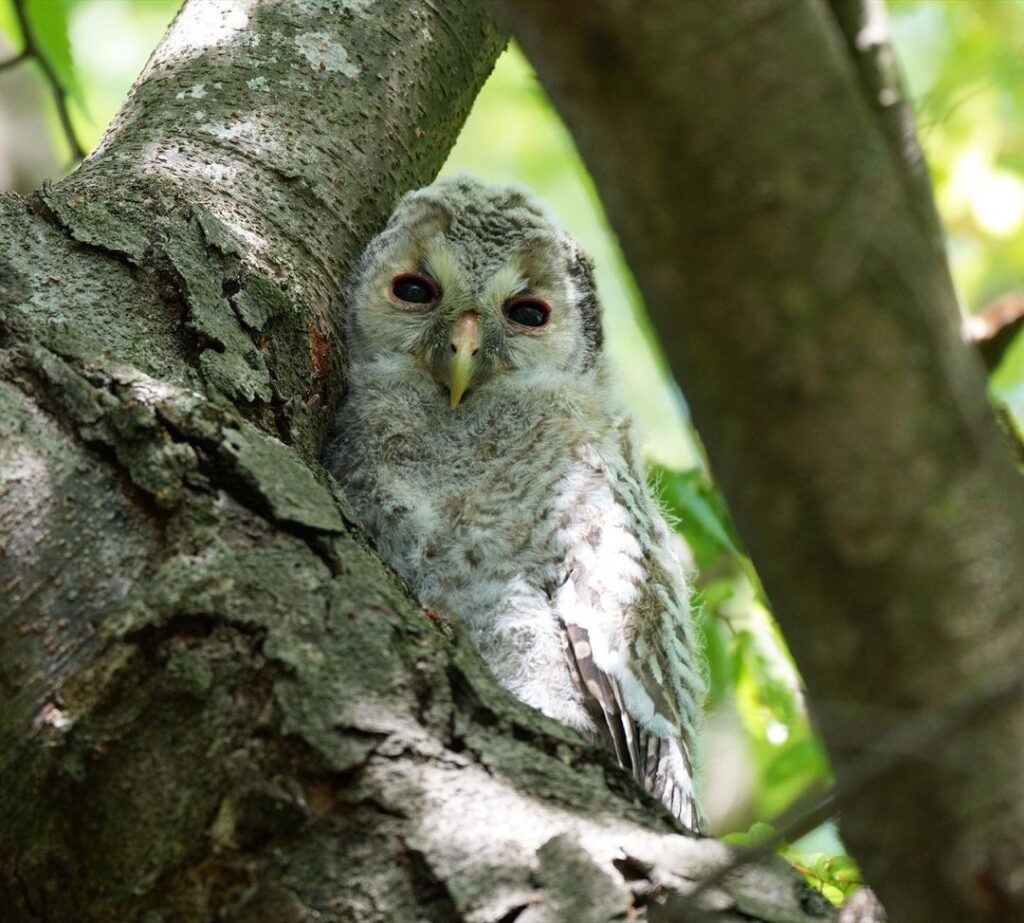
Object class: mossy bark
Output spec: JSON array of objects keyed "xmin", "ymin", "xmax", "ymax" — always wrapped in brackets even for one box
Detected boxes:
[
  {"xmin": 0, "ymin": 1, "xmax": 832, "ymax": 921},
  {"xmin": 496, "ymin": 0, "xmax": 1024, "ymax": 921}
]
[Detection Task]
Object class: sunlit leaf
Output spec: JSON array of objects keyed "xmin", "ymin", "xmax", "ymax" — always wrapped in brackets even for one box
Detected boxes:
[
  {"xmin": 650, "ymin": 464, "xmax": 744, "ymax": 567},
  {"xmin": 782, "ymin": 849, "xmax": 864, "ymax": 906},
  {"xmin": 23, "ymin": 0, "xmax": 85, "ymax": 107},
  {"xmin": 697, "ymin": 608, "xmax": 731, "ymax": 708},
  {"xmin": 723, "ymin": 820, "xmax": 775, "ymax": 847},
  {"xmin": 761, "ymin": 738, "xmax": 830, "ymax": 792},
  {"xmin": 0, "ymin": 0, "xmax": 18, "ymax": 51}
]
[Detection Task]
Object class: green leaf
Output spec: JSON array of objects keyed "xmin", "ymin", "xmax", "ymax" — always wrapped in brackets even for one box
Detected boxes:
[
  {"xmin": 723, "ymin": 820, "xmax": 776, "ymax": 848},
  {"xmin": 697, "ymin": 608, "xmax": 731, "ymax": 708},
  {"xmin": 761, "ymin": 738, "xmax": 830, "ymax": 791},
  {"xmin": 22, "ymin": 0, "xmax": 85, "ymax": 108},
  {"xmin": 650, "ymin": 464, "xmax": 744, "ymax": 567},
  {"xmin": 782, "ymin": 849, "xmax": 864, "ymax": 905},
  {"xmin": 0, "ymin": 0, "xmax": 19, "ymax": 51}
]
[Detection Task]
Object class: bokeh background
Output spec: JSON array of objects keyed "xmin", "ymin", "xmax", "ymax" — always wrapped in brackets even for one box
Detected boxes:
[{"xmin": 3, "ymin": 0, "xmax": 1022, "ymax": 904}]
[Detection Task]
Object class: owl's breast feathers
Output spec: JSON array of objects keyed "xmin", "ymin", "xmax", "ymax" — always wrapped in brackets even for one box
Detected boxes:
[{"xmin": 329, "ymin": 376, "xmax": 705, "ymax": 833}]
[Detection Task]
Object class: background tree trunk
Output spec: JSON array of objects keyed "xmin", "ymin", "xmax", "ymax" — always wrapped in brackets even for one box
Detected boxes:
[
  {"xmin": 0, "ymin": 1, "xmax": 834, "ymax": 921},
  {"xmin": 495, "ymin": 0, "xmax": 1024, "ymax": 921}
]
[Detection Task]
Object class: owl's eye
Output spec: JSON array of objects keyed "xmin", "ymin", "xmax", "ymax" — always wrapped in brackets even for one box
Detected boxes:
[
  {"xmin": 505, "ymin": 297, "xmax": 550, "ymax": 329},
  {"xmin": 391, "ymin": 273, "xmax": 439, "ymax": 305}
]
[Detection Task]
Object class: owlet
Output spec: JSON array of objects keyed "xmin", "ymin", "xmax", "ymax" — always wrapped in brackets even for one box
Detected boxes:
[{"xmin": 326, "ymin": 176, "xmax": 706, "ymax": 832}]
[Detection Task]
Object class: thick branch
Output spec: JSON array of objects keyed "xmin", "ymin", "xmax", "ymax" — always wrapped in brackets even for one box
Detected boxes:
[
  {"xmin": 73, "ymin": 0, "xmax": 499, "ymax": 303},
  {"xmin": 496, "ymin": 0, "xmax": 1024, "ymax": 921},
  {"xmin": 826, "ymin": 0, "xmax": 945, "ymax": 258}
]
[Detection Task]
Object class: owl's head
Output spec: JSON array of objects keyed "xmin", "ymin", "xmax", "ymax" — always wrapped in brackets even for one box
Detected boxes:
[{"xmin": 344, "ymin": 176, "xmax": 603, "ymax": 407}]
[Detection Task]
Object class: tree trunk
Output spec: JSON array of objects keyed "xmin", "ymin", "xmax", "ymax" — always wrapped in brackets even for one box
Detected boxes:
[
  {"xmin": 495, "ymin": 1, "xmax": 1024, "ymax": 921},
  {"xmin": 0, "ymin": 2, "xmax": 833, "ymax": 921}
]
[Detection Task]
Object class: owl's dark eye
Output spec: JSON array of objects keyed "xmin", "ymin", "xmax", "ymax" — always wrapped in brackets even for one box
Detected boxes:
[
  {"xmin": 505, "ymin": 297, "xmax": 550, "ymax": 329},
  {"xmin": 391, "ymin": 273, "xmax": 439, "ymax": 305}
]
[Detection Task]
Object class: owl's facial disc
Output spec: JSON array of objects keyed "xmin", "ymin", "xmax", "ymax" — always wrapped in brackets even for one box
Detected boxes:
[{"xmin": 447, "ymin": 311, "xmax": 480, "ymax": 408}]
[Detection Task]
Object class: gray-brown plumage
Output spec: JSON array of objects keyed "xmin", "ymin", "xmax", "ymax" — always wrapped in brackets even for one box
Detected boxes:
[{"xmin": 326, "ymin": 176, "xmax": 707, "ymax": 832}]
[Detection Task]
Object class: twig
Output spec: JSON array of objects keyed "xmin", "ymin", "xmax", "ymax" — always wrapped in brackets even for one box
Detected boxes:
[
  {"xmin": 963, "ymin": 291, "xmax": 1024, "ymax": 372},
  {"xmin": 10, "ymin": 0, "xmax": 85, "ymax": 161},
  {"xmin": 960, "ymin": 291, "xmax": 1024, "ymax": 460},
  {"xmin": 0, "ymin": 49, "xmax": 28, "ymax": 71}
]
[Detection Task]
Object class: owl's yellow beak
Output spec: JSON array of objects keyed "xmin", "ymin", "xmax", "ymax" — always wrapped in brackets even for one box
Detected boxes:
[{"xmin": 448, "ymin": 311, "xmax": 481, "ymax": 408}]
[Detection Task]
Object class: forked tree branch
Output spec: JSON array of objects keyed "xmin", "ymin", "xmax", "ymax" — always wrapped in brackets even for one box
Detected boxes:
[{"xmin": 0, "ymin": 1, "xmax": 839, "ymax": 921}]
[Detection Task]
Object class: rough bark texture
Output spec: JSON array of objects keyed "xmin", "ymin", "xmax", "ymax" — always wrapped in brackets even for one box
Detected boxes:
[
  {"xmin": 495, "ymin": 1, "xmax": 1024, "ymax": 921},
  {"xmin": 0, "ymin": 1, "xmax": 833, "ymax": 921}
]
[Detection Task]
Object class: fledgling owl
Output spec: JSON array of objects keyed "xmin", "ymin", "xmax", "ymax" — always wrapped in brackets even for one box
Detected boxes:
[{"xmin": 326, "ymin": 176, "xmax": 706, "ymax": 832}]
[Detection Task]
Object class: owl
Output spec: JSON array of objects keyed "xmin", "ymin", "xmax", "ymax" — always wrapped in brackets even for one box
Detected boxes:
[{"xmin": 326, "ymin": 176, "xmax": 707, "ymax": 832}]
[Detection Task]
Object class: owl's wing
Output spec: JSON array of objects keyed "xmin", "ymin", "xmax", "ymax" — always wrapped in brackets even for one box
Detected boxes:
[{"xmin": 551, "ymin": 434, "xmax": 707, "ymax": 833}]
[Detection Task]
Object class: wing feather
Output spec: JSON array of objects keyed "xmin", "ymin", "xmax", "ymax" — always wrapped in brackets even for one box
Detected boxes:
[{"xmin": 552, "ymin": 429, "xmax": 707, "ymax": 833}]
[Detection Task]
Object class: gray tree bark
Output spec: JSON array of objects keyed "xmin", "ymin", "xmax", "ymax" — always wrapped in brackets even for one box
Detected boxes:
[
  {"xmin": 494, "ymin": 0, "xmax": 1024, "ymax": 921},
  {"xmin": 0, "ymin": 1, "xmax": 833, "ymax": 921}
]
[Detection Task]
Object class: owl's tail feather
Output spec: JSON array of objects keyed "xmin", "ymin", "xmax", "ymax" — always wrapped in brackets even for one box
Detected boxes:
[
  {"xmin": 559, "ymin": 617, "xmax": 705, "ymax": 835},
  {"xmin": 561, "ymin": 620, "xmax": 640, "ymax": 768},
  {"xmin": 646, "ymin": 735, "xmax": 707, "ymax": 835}
]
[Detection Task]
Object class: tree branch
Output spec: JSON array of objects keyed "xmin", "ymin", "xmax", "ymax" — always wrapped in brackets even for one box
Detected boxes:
[
  {"xmin": 825, "ymin": 0, "xmax": 945, "ymax": 258},
  {"xmin": 54, "ymin": 0, "xmax": 508, "ymax": 460},
  {"xmin": 965, "ymin": 291, "xmax": 1024, "ymax": 372},
  {"xmin": 494, "ymin": 0, "xmax": 1024, "ymax": 920},
  {"xmin": 685, "ymin": 664, "xmax": 1024, "ymax": 916}
]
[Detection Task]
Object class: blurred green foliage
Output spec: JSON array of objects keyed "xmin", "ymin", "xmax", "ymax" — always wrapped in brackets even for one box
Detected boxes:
[
  {"xmin": 6, "ymin": 0, "xmax": 84, "ymax": 105},
  {"xmin": 890, "ymin": 0, "xmax": 1024, "ymax": 427},
  {"xmin": 3, "ymin": 0, "xmax": 1023, "ymax": 906}
]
